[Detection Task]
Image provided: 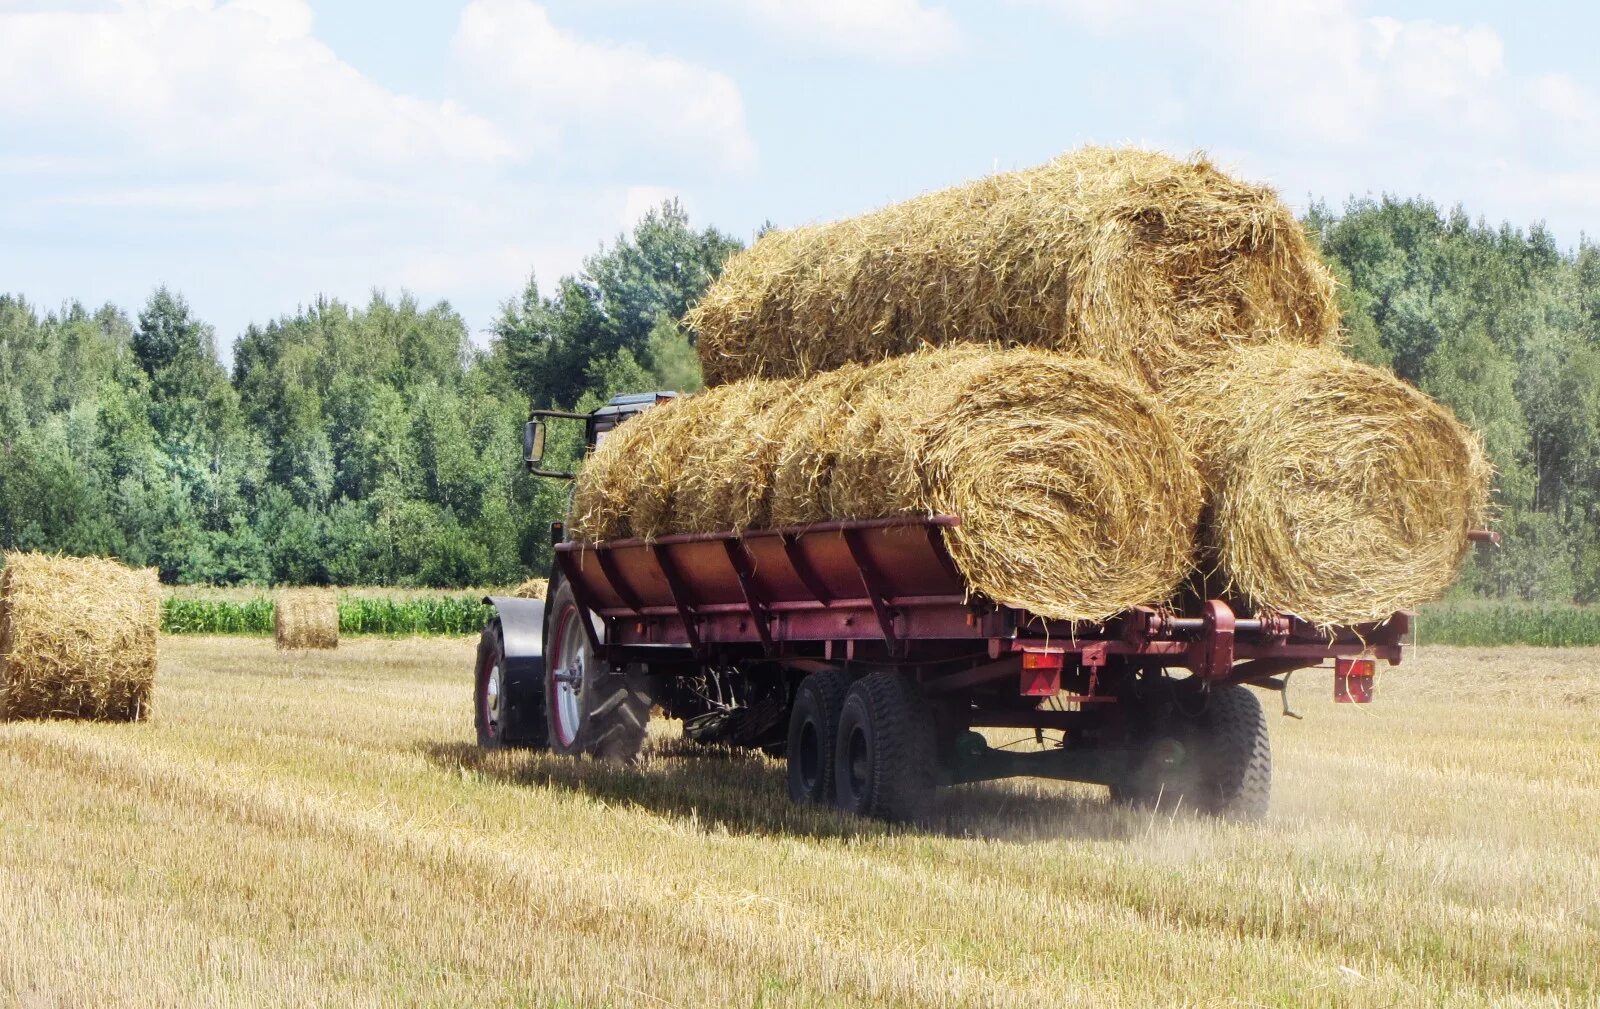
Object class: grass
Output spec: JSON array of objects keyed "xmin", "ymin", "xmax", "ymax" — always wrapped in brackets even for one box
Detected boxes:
[{"xmin": 2, "ymin": 638, "xmax": 1596, "ymax": 1007}]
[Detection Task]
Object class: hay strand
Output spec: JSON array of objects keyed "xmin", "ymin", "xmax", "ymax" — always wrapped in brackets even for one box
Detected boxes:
[
  {"xmin": 1162, "ymin": 344, "xmax": 1493, "ymax": 625},
  {"xmin": 688, "ymin": 146, "xmax": 1338, "ymax": 390},
  {"xmin": 572, "ymin": 347, "xmax": 1203, "ymax": 622},
  {"xmin": 274, "ymin": 588, "xmax": 340, "ymax": 650},
  {"xmin": 0, "ymin": 553, "xmax": 160, "ymax": 722}
]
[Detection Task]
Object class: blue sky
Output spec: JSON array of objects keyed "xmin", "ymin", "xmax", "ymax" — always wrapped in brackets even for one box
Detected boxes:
[{"xmin": 3, "ymin": 0, "xmax": 1597, "ymax": 353}]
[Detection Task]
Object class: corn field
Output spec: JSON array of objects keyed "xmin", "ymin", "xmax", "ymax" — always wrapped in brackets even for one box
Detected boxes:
[{"xmin": 161, "ymin": 595, "xmax": 489, "ymax": 637}]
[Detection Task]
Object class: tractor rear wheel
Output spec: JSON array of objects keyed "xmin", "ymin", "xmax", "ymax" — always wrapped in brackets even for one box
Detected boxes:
[
  {"xmin": 786, "ymin": 667, "xmax": 852, "ymax": 805},
  {"xmin": 833, "ymin": 672, "xmax": 937, "ymax": 822},
  {"xmin": 1113, "ymin": 684, "xmax": 1271, "ymax": 820},
  {"xmin": 544, "ymin": 577, "xmax": 652, "ymax": 761}
]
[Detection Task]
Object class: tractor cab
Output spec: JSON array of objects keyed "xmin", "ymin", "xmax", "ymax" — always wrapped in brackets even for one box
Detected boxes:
[{"xmin": 522, "ymin": 391, "xmax": 677, "ymax": 479}]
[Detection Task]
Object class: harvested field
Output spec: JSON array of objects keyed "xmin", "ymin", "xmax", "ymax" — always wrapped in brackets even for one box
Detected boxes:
[
  {"xmin": 1, "ymin": 637, "xmax": 1595, "ymax": 1007},
  {"xmin": 688, "ymin": 146, "xmax": 1338, "ymax": 389},
  {"xmin": 1163, "ymin": 345, "xmax": 1493, "ymax": 625},
  {"xmin": 0, "ymin": 553, "xmax": 160, "ymax": 722},
  {"xmin": 572, "ymin": 348, "xmax": 1203, "ymax": 622}
]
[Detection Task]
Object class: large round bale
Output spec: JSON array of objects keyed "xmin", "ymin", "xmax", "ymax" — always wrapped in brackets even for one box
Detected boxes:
[
  {"xmin": 572, "ymin": 347, "xmax": 1203, "ymax": 623},
  {"xmin": 687, "ymin": 146, "xmax": 1338, "ymax": 389},
  {"xmin": 0, "ymin": 553, "xmax": 159, "ymax": 722},
  {"xmin": 570, "ymin": 392, "xmax": 724, "ymax": 542},
  {"xmin": 273, "ymin": 588, "xmax": 340, "ymax": 650},
  {"xmin": 1162, "ymin": 345, "xmax": 1492, "ymax": 626}
]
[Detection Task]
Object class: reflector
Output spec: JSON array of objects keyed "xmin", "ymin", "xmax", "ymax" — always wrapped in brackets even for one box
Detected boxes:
[{"xmin": 1334, "ymin": 656, "xmax": 1377, "ymax": 703}]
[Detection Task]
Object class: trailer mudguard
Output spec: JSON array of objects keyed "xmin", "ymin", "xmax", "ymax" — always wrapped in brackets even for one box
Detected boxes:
[{"xmin": 483, "ymin": 595, "xmax": 548, "ymax": 736}]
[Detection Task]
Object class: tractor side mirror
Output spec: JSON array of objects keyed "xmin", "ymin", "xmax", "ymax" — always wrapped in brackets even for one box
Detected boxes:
[{"xmin": 523, "ymin": 420, "xmax": 546, "ymax": 467}]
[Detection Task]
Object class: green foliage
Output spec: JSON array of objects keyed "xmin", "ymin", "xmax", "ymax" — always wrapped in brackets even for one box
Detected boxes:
[
  {"xmin": 1313, "ymin": 197, "xmax": 1600, "ymax": 603},
  {"xmin": 489, "ymin": 200, "xmax": 729, "ymax": 408},
  {"xmin": 1417, "ymin": 600, "xmax": 1600, "ymax": 647},
  {"xmin": 338, "ymin": 596, "xmax": 489, "ymax": 636},
  {"xmin": 162, "ymin": 596, "xmax": 275, "ymax": 635},
  {"xmin": 159, "ymin": 594, "xmax": 488, "ymax": 636}
]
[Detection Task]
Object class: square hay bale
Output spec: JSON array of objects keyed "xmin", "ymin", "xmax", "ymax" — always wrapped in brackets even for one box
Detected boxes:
[
  {"xmin": 274, "ymin": 588, "xmax": 340, "ymax": 650},
  {"xmin": 0, "ymin": 552, "xmax": 160, "ymax": 722}
]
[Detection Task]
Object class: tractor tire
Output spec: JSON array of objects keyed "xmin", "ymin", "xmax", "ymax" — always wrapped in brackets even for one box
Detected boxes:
[
  {"xmin": 1113, "ymin": 684, "xmax": 1271, "ymax": 820},
  {"xmin": 474, "ymin": 618, "xmax": 547, "ymax": 749},
  {"xmin": 544, "ymin": 577, "xmax": 652, "ymax": 762},
  {"xmin": 833, "ymin": 672, "xmax": 937, "ymax": 822},
  {"xmin": 786, "ymin": 667, "xmax": 852, "ymax": 805}
]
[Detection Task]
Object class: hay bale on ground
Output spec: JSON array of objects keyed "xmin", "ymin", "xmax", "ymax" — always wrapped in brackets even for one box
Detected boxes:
[
  {"xmin": 274, "ymin": 588, "xmax": 340, "ymax": 650},
  {"xmin": 1161, "ymin": 345, "xmax": 1492, "ymax": 626},
  {"xmin": 0, "ymin": 553, "xmax": 159, "ymax": 722},
  {"xmin": 572, "ymin": 347, "xmax": 1203, "ymax": 623},
  {"xmin": 511, "ymin": 578, "xmax": 549, "ymax": 600},
  {"xmin": 687, "ymin": 146, "xmax": 1338, "ymax": 389}
]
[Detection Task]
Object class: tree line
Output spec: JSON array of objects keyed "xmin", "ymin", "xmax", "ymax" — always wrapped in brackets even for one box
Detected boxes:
[{"xmin": 2, "ymin": 196, "xmax": 1597, "ymax": 600}]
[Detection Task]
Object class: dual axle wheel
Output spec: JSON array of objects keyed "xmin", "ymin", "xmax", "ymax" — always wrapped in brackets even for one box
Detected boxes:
[
  {"xmin": 784, "ymin": 668, "xmax": 1273, "ymax": 823},
  {"xmin": 786, "ymin": 669, "xmax": 937, "ymax": 821}
]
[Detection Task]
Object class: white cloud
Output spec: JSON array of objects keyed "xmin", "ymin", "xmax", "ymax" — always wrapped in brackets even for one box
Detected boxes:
[
  {"xmin": 620, "ymin": 185, "xmax": 679, "ymax": 228},
  {"xmin": 0, "ymin": 0, "xmax": 511, "ymax": 175},
  {"xmin": 714, "ymin": 0, "xmax": 960, "ymax": 62},
  {"xmin": 0, "ymin": 0, "xmax": 757, "ymax": 343},
  {"xmin": 452, "ymin": 0, "xmax": 756, "ymax": 174},
  {"xmin": 1014, "ymin": 0, "xmax": 1521, "ymax": 147},
  {"xmin": 1014, "ymin": 0, "xmax": 1599, "ymax": 232}
]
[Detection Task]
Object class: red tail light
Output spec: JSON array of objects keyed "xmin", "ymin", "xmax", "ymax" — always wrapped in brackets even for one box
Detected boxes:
[
  {"xmin": 1019, "ymin": 647, "xmax": 1064, "ymax": 696},
  {"xmin": 1334, "ymin": 657, "xmax": 1377, "ymax": 703}
]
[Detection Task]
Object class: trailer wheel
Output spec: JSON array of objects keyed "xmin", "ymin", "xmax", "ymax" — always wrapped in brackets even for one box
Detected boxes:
[
  {"xmin": 545, "ymin": 577, "xmax": 652, "ymax": 761},
  {"xmin": 1114, "ymin": 684, "xmax": 1271, "ymax": 820},
  {"xmin": 475, "ymin": 618, "xmax": 546, "ymax": 749},
  {"xmin": 786, "ymin": 667, "xmax": 851, "ymax": 805},
  {"xmin": 833, "ymin": 672, "xmax": 936, "ymax": 822}
]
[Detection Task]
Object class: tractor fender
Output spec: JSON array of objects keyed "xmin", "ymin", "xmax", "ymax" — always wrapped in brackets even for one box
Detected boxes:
[{"xmin": 483, "ymin": 595, "xmax": 547, "ymax": 709}]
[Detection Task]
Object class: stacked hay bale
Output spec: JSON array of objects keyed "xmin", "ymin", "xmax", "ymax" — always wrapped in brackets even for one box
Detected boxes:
[
  {"xmin": 573, "ymin": 347, "xmax": 1203, "ymax": 623},
  {"xmin": 688, "ymin": 146, "xmax": 1339, "ymax": 391},
  {"xmin": 274, "ymin": 588, "xmax": 340, "ymax": 650},
  {"xmin": 1162, "ymin": 345, "xmax": 1490, "ymax": 626},
  {"xmin": 589, "ymin": 146, "xmax": 1491, "ymax": 626},
  {"xmin": 0, "ymin": 553, "xmax": 160, "ymax": 721}
]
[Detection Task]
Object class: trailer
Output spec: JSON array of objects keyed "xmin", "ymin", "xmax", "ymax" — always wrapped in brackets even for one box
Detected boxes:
[{"xmin": 473, "ymin": 394, "xmax": 1430, "ymax": 822}]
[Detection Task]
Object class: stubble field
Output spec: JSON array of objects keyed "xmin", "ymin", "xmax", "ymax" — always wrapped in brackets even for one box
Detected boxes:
[{"xmin": 2, "ymin": 637, "xmax": 1596, "ymax": 1008}]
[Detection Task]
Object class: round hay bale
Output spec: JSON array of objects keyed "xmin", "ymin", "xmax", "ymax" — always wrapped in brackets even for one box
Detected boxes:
[
  {"xmin": 570, "ymin": 393, "xmax": 721, "ymax": 541},
  {"xmin": 1161, "ymin": 345, "xmax": 1493, "ymax": 626},
  {"xmin": 274, "ymin": 588, "xmax": 340, "ymax": 650},
  {"xmin": 768, "ymin": 363, "xmax": 877, "ymax": 527},
  {"xmin": 687, "ymin": 146, "xmax": 1338, "ymax": 390},
  {"xmin": 572, "ymin": 347, "xmax": 1203, "ymax": 622},
  {"xmin": 0, "ymin": 552, "xmax": 159, "ymax": 722},
  {"xmin": 511, "ymin": 577, "xmax": 549, "ymax": 600}
]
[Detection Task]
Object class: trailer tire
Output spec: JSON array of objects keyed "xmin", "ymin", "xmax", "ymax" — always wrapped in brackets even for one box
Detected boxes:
[
  {"xmin": 833, "ymin": 672, "xmax": 937, "ymax": 822},
  {"xmin": 545, "ymin": 577, "xmax": 652, "ymax": 762},
  {"xmin": 786, "ymin": 667, "xmax": 852, "ymax": 805},
  {"xmin": 1114, "ymin": 684, "xmax": 1271, "ymax": 820},
  {"xmin": 474, "ymin": 618, "xmax": 546, "ymax": 749}
]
